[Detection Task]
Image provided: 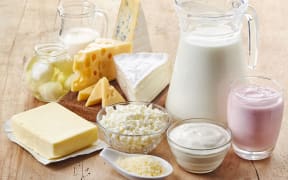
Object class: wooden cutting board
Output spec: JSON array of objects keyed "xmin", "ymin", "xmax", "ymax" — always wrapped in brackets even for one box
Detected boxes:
[{"xmin": 59, "ymin": 81, "xmax": 169, "ymax": 122}]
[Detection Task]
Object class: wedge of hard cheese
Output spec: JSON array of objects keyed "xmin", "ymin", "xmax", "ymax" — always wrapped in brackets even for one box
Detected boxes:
[
  {"xmin": 101, "ymin": 77, "xmax": 125, "ymax": 107},
  {"xmin": 85, "ymin": 78, "xmax": 104, "ymax": 107},
  {"xmin": 85, "ymin": 77, "xmax": 126, "ymax": 107},
  {"xmin": 72, "ymin": 38, "xmax": 132, "ymax": 92},
  {"xmin": 11, "ymin": 103, "xmax": 98, "ymax": 159},
  {"xmin": 114, "ymin": 53, "xmax": 171, "ymax": 102},
  {"xmin": 77, "ymin": 84, "xmax": 95, "ymax": 101}
]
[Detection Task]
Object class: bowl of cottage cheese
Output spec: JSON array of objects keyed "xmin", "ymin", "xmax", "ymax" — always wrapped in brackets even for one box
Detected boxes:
[{"xmin": 96, "ymin": 102, "xmax": 171, "ymax": 153}]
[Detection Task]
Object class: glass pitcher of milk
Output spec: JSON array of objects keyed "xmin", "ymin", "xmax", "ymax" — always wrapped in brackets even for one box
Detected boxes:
[
  {"xmin": 58, "ymin": 0, "xmax": 108, "ymax": 55},
  {"xmin": 166, "ymin": 0, "xmax": 258, "ymax": 122}
]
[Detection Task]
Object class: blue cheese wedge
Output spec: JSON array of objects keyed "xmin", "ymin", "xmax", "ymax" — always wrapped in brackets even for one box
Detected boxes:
[
  {"xmin": 114, "ymin": 53, "xmax": 171, "ymax": 102},
  {"xmin": 113, "ymin": 0, "xmax": 151, "ymax": 52},
  {"xmin": 11, "ymin": 103, "xmax": 98, "ymax": 159}
]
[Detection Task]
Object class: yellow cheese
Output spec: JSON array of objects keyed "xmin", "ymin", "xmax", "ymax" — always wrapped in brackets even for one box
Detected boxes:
[
  {"xmin": 11, "ymin": 103, "xmax": 98, "ymax": 159},
  {"xmin": 113, "ymin": 0, "xmax": 140, "ymax": 42},
  {"xmin": 102, "ymin": 79, "xmax": 125, "ymax": 107},
  {"xmin": 77, "ymin": 84, "xmax": 95, "ymax": 101},
  {"xmin": 71, "ymin": 39, "xmax": 132, "ymax": 92},
  {"xmin": 85, "ymin": 77, "xmax": 106, "ymax": 107}
]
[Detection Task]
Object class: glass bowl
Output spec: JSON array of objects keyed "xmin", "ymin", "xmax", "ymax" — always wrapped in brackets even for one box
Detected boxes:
[
  {"xmin": 96, "ymin": 102, "xmax": 171, "ymax": 154},
  {"xmin": 167, "ymin": 118, "xmax": 231, "ymax": 174}
]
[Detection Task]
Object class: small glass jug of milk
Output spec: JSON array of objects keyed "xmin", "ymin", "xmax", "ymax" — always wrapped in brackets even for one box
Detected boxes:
[
  {"xmin": 57, "ymin": 0, "xmax": 108, "ymax": 55},
  {"xmin": 166, "ymin": 0, "xmax": 258, "ymax": 122}
]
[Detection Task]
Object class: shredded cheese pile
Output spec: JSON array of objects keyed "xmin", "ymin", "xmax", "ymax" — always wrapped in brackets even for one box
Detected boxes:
[{"xmin": 117, "ymin": 156, "xmax": 164, "ymax": 177}]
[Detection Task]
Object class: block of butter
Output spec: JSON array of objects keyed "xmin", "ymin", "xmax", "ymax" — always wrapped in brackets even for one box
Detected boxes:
[{"xmin": 11, "ymin": 102, "xmax": 98, "ymax": 159}]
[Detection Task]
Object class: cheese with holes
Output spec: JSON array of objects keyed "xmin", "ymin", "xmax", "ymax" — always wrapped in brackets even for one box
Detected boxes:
[
  {"xmin": 101, "ymin": 77, "xmax": 125, "ymax": 107},
  {"xmin": 102, "ymin": 83, "xmax": 125, "ymax": 107},
  {"xmin": 11, "ymin": 103, "xmax": 98, "ymax": 159},
  {"xmin": 71, "ymin": 39, "xmax": 132, "ymax": 92},
  {"xmin": 85, "ymin": 78, "xmax": 105, "ymax": 107},
  {"xmin": 113, "ymin": 0, "xmax": 140, "ymax": 42},
  {"xmin": 77, "ymin": 84, "xmax": 95, "ymax": 101},
  {"xmin": 114, "ymin": 53, "xmax": 171, "ymax": 102}
]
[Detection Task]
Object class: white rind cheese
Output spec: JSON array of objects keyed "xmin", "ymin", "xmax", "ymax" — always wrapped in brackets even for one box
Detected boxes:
[{"xmin": 114, "ymin": 53, "xmax": 171, "ymax": 102}]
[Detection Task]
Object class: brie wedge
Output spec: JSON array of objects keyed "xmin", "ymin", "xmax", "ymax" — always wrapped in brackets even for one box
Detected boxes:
[{"xmin": 114, "ymin": 53, "xmax": 171, "ymax": 102}]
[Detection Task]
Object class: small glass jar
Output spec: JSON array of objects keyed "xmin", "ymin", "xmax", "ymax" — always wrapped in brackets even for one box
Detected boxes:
[{"xmin": 25, "ymin": 43, "xmax": 74, "ymax": 102}]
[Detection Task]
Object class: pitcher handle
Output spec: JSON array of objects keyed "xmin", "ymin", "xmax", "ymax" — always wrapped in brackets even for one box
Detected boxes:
[
  {"xmin": 245, "ymin": 6, "xmax": 259, "ymax": 69},
  {"xmin": 94, "ymin": 9, "xmax": 108, "ymax": 38}
]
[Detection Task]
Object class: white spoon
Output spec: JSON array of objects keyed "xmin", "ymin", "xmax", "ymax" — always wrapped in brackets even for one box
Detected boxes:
[{"xmin": 100, "ymin": 148, "xmax": 173, "ymax": 180}]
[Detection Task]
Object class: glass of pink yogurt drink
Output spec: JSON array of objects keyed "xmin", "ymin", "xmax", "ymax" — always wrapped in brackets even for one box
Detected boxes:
[{"xmin": 227, "ymin": 76, "xmax": 284, "ymax": 160}]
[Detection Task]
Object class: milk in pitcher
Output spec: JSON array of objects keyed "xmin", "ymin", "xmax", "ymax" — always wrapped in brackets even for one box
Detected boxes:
[{"xmin": 166, "ymin": 28, "xmax": 245, "ymax": 122}]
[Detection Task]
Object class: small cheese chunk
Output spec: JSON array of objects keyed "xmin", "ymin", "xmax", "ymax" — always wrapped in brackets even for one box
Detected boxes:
[
  {"xmin": 77, "ymin": 84, "xmax": 95, "ymax": 101},
  {"xmin": 101, "ymin": 77, "xmax": 125, "ymax": 107},
  {"xmin": 114, "ymin": 53, "xmax": 171, "ymax": 102},
  {"xmin": 72, "ymin": 38, "xmax": 132, "ymax": 92},
  {"xmin": 113, "ymin": 0, "xmax": 140, "ymax": 42},
  {"xmin": 11, "ymin": 103, "xmax": 98, "ymax": 159},
  {"xmin": 85, "ymin": 78, "xmax": 106, "ymax": 107}
]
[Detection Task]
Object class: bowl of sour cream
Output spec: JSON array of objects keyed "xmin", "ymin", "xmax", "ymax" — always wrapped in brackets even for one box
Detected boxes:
[{"xmin": 167, "ymin": 118, "xmax": 231, "ymax": 174}]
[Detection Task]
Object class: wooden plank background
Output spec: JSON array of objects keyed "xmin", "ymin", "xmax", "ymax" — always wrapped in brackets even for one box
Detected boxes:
[{"xmin": 0, "ymin": 0, "xmax": 288, "ymax": 179}]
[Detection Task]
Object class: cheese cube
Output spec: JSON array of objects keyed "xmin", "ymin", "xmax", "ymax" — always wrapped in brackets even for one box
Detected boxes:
[
  {"xmin": 11, "ymin": 103, "xmax": 98, "ymax": 159},
  {"xmin": 71, "ymin": 38, "xmax": 132, "ymax": 92}
]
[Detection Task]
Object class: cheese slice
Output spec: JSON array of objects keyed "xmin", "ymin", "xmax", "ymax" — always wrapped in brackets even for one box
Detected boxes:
[
  {"xmin": 11, "ymin": 103, "xmax": 98, "ymax": 159},
  {"xmin": 114, "ymin": 53, "xmax": 171, "ymax": 102},
  {"xmin": 85, "ymin": 77, "xmax": 106, "ymax": 107},
  {"xmin": 113, "ymin": 0, "xmax": 151, "ymax": 52},
  {"xmin": 71, "ymin": 38, "xmax": 132, "ymax": 92},
  {"xmin": 77, "ymin": 84, "xmax": 95, "ymax": 101},
  {"xmin": 102, "ymin": 85, "xmax": 126, "ymax": 107}
]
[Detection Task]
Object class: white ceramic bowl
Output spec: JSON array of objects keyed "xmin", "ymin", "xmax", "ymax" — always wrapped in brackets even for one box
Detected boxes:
[{"xmin": 167, "ymin": 118, "xmax": 231, "ymax": 174}]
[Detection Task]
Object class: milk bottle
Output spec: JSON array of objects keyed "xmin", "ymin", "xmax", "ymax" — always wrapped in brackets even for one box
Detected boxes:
[{"xmin": 166, "ymin": 0, "xmax": 259, "ymax": 123}]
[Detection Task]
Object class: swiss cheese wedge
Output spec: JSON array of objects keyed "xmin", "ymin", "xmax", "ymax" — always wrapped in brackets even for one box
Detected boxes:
[
  {"xmin": 85, "ymin": 78, "xmax": 105, "ymax": 107},
  {"xmin": 102, "ymin": 79, "xmax": 126, "ymax": 107},
  {"xmin": 72, "ymin": 39, "xmax": 132, "ymax": 92},
  {"xmin": 77, "ymin": 84, "xmax": 95, "ymax": 101},
  {"xmin": 84, "ymin": 77, "xmax": 126, "ymax": 107}
]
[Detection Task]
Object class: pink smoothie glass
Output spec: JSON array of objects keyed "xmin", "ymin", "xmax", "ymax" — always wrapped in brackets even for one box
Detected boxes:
[{"xmin": 227, "ymin": 76, "xmax": 284, "ymax": 160}]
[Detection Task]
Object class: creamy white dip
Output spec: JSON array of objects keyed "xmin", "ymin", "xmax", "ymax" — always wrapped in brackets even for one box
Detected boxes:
[{"xmin": 169, "ymin": 122, "xmax": 229, "ymax": 149}]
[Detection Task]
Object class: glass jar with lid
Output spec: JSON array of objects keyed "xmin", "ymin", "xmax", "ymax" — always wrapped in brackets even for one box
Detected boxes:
[{"xmin": 24, "ymin": 43, "xmax": 74, "ymax": 102}]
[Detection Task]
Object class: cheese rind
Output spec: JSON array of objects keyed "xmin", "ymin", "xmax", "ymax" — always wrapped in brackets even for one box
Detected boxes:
[
  {"xmin": 71, "ymin": 39, "xmax": 132, "ymax": 92},
  {"xmin": 11, "ymin": 103, "xmax": 98, "ymax": 159},
  {"xmin": 114, "ymin": 53, "xmax": 171, "ymax": 102}
]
